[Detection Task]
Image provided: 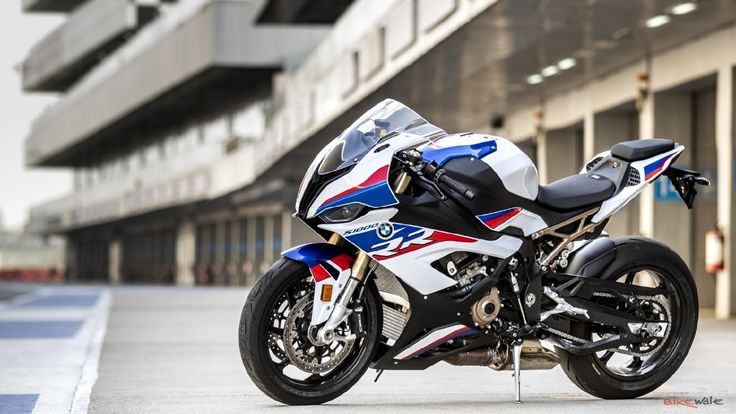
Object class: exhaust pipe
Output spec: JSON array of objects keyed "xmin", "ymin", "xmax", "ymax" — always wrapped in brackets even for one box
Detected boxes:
[{"xmin": 443, "ymin": 339, "xmax": 559, "ymax": 370}]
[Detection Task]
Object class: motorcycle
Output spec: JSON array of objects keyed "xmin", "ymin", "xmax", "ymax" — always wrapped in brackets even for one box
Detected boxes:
[{"xmin": 239, "ymin": 99, "xmax": 708, "ymax": 405}]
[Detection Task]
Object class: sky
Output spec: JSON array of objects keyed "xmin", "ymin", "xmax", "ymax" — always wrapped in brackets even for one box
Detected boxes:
[{"xmin": 0, "ymin": 3, "xmax": 70, "ymax": 230}]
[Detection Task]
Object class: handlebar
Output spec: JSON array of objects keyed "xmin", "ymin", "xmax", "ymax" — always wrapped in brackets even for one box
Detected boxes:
[{"xmin": 422, "ymin": 161, "xmax": 476, "ymax": 200}]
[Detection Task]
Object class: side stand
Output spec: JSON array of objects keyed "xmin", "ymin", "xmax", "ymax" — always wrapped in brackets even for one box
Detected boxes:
[{"xmin": 512, "ymin": 341, "xmax": 522, "ymax": 403}]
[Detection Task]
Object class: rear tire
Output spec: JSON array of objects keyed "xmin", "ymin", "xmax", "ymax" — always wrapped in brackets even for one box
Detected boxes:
[
  {"xmin": 559, "ymin": 236, "xmax": 699, "ymax": 399},
  {"xmin": 239, "ymin": 258, "xmax": 380, "ymax": 405}
]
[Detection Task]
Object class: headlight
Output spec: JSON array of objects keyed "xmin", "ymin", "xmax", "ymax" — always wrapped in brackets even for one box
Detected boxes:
[{"xmin": 319, "ymin": 203, "xmax": 365, "ymax": 223}]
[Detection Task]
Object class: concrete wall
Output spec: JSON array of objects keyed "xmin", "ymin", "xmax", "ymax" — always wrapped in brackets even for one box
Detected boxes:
[
  {"xmin": 539, "ymin": 126, "xmax": 584, "ymax": 184},
  {"xmin": 0, "ymin": 234, "xmax": 65, "ymax": 269},
  {"xmin": 651, "ymin": 93, "xmax": 694, "ymax": 267},
  {"xmin": 183, "ymin": 205, "xmax": 317, "ymax": 287},
  {"xmin": 691, "ymin": 88, "xmax": 718, "ymax": 308}
]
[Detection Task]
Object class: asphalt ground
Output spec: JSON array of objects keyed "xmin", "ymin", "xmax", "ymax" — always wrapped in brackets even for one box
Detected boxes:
[
  {"xmin": 1, "ymin": 282, "xmax": 734, "ymax": 413},
  {"xmin": 0, "ymin": 282, "xmax": 109, "ymax": 414}
]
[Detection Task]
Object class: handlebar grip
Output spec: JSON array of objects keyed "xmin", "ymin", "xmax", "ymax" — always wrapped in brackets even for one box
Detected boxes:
[
  {"xmin": 421, "ymin": 161, "xmax": 476, "ymax": 200},
  {"xmin": 437, "ymin": 172, "xmax": 476, "ymax": 200}
]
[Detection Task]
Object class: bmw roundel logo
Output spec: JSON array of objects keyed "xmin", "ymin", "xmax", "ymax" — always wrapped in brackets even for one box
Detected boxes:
[{"xmin": 377, "ymin": 222, "xmax": 394, "ymax": 239}]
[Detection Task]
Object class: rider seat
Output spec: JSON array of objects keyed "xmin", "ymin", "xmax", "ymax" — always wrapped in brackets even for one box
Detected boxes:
[
  {"xmin": 537, "ymin": 174, "xmax": 615, "ymax": 210},
  {"xmin": 610, "ymin": 138, "xmax": 674, "ymax": 161}
]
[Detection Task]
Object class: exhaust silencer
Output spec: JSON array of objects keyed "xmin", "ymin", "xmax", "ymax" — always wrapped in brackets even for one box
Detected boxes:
[{"xmin": 444, "ymin": 339, "xmax": 559, "ymax": 370}]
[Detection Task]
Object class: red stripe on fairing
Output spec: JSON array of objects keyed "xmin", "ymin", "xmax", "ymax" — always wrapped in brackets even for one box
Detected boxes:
[
  {"xmin": 373, "ymin": 231, "xmax": 475, "ymax": 261},
  {"xmin": 321, "ymin": 165, "xmax": 389, "ymax": 206},
  {"xmin": 310, "ymin": 264, "xmax": 332, "ymax": 282},
  {"xmin": 402, "ymin": 326, "xmax": 473, "ymax": 360},
  {"xmin": 483, "ymin": 208, "xmax": 522, "ymax": 229},
  {"xmin": 329, "ymin": 254, "xmax": 353, "ymax": 271},
  {"xmin": 429, "ymin": 231, "xmax": 476, "ymax": 244},
  {"xmin": 645, "ymin": 153, "xmax": 676, "ymax": 180}
]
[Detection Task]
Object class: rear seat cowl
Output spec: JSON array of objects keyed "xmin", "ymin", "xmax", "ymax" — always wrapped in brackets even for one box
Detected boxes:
[{"xmin": 610, "ymin": 139, "xmax": 675, "ymax": 161}]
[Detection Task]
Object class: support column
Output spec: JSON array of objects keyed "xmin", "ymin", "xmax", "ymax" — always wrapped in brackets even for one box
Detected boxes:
[
  {"xmin": 290, "ymin": 216, "xmax": 321, "ymax": 246},
  {"xmin": 715, "ymin": 65, "xmax": 736, "ymax": 319},
  {"xmin": 214, "ymin": 221, "xmax": 226, "ymax": 285},
  {"xmin": 264, "ymin": 215, "xmax": 275, "ymax": 269},
  {"xmin": 595, "ymin": 112, "xmax": 638, "ymax": 236},
  {"xmin": 583, "ymin": 108, "xmax": 596, "ymax": 161},
  {"xmin": 175, "ymin": 220, "xmax": 196, "ymax": 286},
  {"xmin": 108, "ymin": 238, "xmax": 121, "ymax": 284},
  {"xmin": 230, "ymin": 219, "xmax": 240, "ymax": 286},
  {"xmin": 246, "ymin": 216, "xmax": 257, "ymax": 286},
  {"xmin": 64, "ymin": 237, "xmax": 78, "ymax": 281},
  {"xmin": 282, "ymin": 211, "xmax": 292, "ymax": 251},
  {"xmin": 652, "ymin": 93, "xmax": 693, "ymax": 266},
  {"xmin": 638, "ymin": 81, "xmax": 655, "ymax": 238},
  {"xmin": 535, "ymin": 130, "xmax": 548, "ymax": 185}
]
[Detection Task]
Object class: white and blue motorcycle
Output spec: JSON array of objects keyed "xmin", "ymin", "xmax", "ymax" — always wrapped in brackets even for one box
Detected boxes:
[{"xmin": 239, "ymin": 99, "xmax": 707, "ymax": 405}]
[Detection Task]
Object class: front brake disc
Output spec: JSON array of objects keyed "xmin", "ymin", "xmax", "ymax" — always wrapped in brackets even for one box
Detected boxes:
[{"xmin": 283, "ymin": 295, "xmax": 356, "ymax": 373}]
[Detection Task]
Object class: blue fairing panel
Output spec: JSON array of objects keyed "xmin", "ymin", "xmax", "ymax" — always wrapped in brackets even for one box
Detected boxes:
[
  {"xmin": 315, "ymin": 181, "xmax": 396, "ymax": 215},
  {"xmin": 421, "ymin": 140, "xmax": 497, "ymax": 166},
  {"xmin": 282, "ymin": 243, "xmax": 346, "ymax": 268}
]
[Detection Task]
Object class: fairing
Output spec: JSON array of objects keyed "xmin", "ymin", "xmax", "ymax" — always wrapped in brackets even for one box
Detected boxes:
[
  {"xmin": 285, "ymin": 97, "xmax": 691, "ymax": 367},
  {"xmin": 591, "ymin": 145, "xmax": 684, "ymax": 222},
  {"xmin": 419, "ymin": 133, "xmax": 497, "ymax": 165},
  {"xmin": 304, "ymin": 131, "xmax": 427, "ymax": 218},
  {"xmin": 318, "ymin": 208, "xmax": 522, "ymax": 295}
]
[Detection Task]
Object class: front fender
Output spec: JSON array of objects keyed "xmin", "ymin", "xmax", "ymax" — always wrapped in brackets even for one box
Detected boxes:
[{"xmin": 282, "ymin": 243, "xmax": 354, "ymax": 325}]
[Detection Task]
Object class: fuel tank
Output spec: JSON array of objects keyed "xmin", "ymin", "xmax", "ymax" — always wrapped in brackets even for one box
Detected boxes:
[
  {"xmin": 420, "ymin": 134, "xmax": 539, "ymax": 200},
  {"xmin": 419, "ymin": 134, "xmax": 553, "ymax": 237}
]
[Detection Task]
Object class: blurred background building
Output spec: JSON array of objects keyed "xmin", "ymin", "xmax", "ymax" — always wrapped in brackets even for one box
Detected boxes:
[
  {"xmin": 20, "ymin": 0, "xmax": 736, "ymax": 318},
  {"xmin": 0, "ymin": 208, "xmax": 65, "ymax": 282}
]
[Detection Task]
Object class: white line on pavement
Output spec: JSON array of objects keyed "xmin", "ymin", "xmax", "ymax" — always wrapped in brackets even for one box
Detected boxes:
[{"xmin": 70, "ymin": 290, "xmax": 111, "ymax": 414}]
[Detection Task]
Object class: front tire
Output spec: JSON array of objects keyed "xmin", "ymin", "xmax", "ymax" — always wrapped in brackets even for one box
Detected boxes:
[
  {"xmin": 559, "ymin": 237, "xmax": 699, "ymax": 399},
  {"xmin": 239, "ymin": 258, "xmax": 380, "ymax": 405}
]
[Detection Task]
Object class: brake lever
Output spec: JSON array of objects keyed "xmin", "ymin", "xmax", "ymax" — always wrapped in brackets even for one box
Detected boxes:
[
  {"xmin": 415, "ymin": 176, "xmax": 447, "ymax": 200},
  {"xmin": 408, "ymin": 163, "xmax": 447, "ymax": 200}
]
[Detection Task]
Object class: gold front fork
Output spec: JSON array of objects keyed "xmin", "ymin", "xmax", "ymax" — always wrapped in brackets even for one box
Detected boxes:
[{"xmin": 327, "ymin": 233, "xmax": 343, "ymax": 245}]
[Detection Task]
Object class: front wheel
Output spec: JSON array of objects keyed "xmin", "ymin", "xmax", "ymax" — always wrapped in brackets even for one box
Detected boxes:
[
  {"xmin": 559, "ymin": 237, "xmax": 699, "ymax": 399},
  {"xmin": 239, "ymin": 258, "xmax": 380, "ymax": 405}
]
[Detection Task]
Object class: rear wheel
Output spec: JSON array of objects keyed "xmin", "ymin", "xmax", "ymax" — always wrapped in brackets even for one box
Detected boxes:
[
  {"xmin": 239, "ymin": 258, "xmax": 380, "ymax": 405},
  {"xmin": 559, "ymin": 237, "xmax": 698, "ymax": 399}
]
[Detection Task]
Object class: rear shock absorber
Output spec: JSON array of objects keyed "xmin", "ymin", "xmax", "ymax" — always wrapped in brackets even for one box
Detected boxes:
[{"xmin": 508, "ymin": 257, "xmax": 528, "ymax": 326}]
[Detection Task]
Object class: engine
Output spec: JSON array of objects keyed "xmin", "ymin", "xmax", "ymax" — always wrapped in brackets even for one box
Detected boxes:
[
  {"xmin": 433, "ymin": 252, "xmax": 497, "ymax": 292},
  {"xmin": 432, "ymin": 252, "xmax": 502, "ymax": 328}
]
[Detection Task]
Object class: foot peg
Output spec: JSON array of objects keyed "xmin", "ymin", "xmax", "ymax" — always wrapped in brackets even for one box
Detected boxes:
[{"xmin": 512, "ymin": 341, "xmax": 522, "ymax": 403}]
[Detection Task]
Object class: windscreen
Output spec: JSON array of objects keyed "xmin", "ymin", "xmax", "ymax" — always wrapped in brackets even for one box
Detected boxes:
[{"xmin": 318, "ymin": 99, "xmax": 444, "ymax": 174}]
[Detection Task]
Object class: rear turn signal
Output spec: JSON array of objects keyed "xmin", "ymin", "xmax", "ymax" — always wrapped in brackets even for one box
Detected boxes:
[{"xmin": 321, "ymin": 284, "xmax": 333, "ymax": 302}]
